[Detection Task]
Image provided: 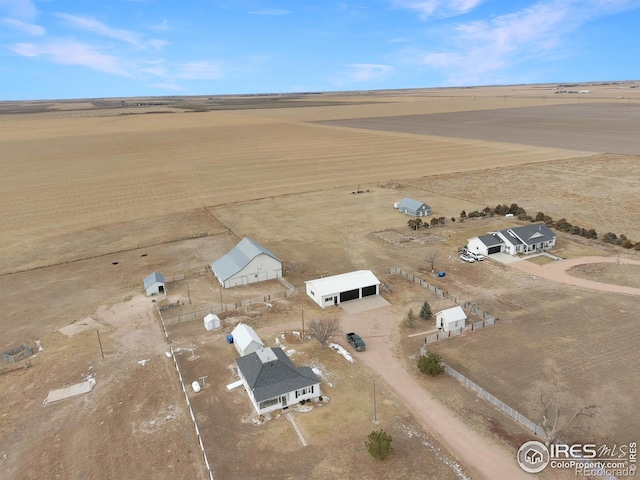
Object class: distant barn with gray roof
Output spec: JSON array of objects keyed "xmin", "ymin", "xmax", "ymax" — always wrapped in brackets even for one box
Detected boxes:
[
  {"xmin": 397, "ymin": 197, "xmax": 431, "ymax": 217},
  {"xmin": 210, "ymin": 237, "xmax": 282, "ymax": 289}
]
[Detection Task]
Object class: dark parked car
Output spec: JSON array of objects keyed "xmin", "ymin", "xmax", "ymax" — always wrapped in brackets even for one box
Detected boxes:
[{"xmin": 346, "ymin": 332, "xmax": 366, "ymax": 351}]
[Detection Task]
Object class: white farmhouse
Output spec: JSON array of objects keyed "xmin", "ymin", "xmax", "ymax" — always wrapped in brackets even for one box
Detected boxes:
[
  {"xmin": 436, "ymin": 306, "xmax": 467, "ymax": 333},
  {"xmin": 305, "ymin": 270, "xmax": 380, "ymax": 308},
  {"xmin": 211, "ymin": 237, "xmax": 282, "ymax": 288},
  {"xmin": 235, "ymin": 347, "xmax": 321, "ymax": 415},
  {"xmin": 467, "ymin": 223, "xmax": 557, "ymax": 256}
]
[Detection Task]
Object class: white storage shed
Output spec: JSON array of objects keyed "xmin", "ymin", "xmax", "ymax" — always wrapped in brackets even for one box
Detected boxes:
[
  {"xmin": 143, "ymin": 272, "xmax": 165, "ymax": 296},
  {"xmin": 305, "ymin": 270, "xmax": 380, "ymax": 308},
  {"xmin": 436, "ymin": 306, "xmax": 467, "ymax": 333},
  {"xmin": 231, "ymin": 323, "xmax": 264, "ymax": 357},
  {"xmin": 204, "ymin": 313, "xmax": 220, "ymax": 331}
]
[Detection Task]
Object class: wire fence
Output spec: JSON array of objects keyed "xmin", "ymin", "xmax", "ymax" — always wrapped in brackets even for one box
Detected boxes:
[
  {"xmin": 418, "ymin": 349, "xmax": 547, "ymax": 439},
  {"xmin": 422, "ymin": 318, "xmax": 495, "ymax": 345},
  {"xmin": 156, "ymin": 305, "xmax": 214, "ymax": 480},
  {"xmin": 162, "ymin": 277, "xmax": 302, "ymax": 326},
  {"xmin": 390, "ymin": 267, "xmax": 497, "ymax": 345}
]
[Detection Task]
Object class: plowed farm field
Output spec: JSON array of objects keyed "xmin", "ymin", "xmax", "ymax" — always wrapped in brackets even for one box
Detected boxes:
[{"xmin": 2, "ymin": 85, "xmax": 640, "ymax": 480}]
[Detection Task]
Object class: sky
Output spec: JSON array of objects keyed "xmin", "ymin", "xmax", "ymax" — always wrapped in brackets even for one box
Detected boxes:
[{"xmin": 1, "ymin": 0, "xmax": 639, "ymax": 100}]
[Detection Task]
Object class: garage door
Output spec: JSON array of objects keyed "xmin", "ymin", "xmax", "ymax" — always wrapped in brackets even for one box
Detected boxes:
[
  {"xmin": 340, "ymin": 289, "xmax": 359, "ymax": 302},
  {"xmin": 488, "ymin": 246, "xmax": 501, "ymax": 254},
  {"xmin": 362, "ymin": 285, "xmax": 377, "ymax": 297}
]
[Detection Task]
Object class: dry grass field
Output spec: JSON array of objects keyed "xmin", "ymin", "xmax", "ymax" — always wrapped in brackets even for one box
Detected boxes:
[{"xmin": 1, "ymin": 82, "xmax": 640, "ymax": 479}]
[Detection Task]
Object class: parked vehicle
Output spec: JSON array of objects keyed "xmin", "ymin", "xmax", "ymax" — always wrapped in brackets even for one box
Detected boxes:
[
  {"xmin": 346, "ymin": 332, "xmax": 366, "ymax": 351},
  {"xmin": 461, "ymin": 249, "xmax": 485, "ymax": 261},
  {"xmin": 459, "ymin": 254, "xmax": 475, "ymax": 263}
]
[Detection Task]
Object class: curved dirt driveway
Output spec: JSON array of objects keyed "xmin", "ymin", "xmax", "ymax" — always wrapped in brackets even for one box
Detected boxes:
[
  {"xmin": 509, "ymin": 255, "xmax": 640, "ymax": 295},
  {"xmin": 338, "ymin": 310, "xmax": 532, "ymax": 480}
]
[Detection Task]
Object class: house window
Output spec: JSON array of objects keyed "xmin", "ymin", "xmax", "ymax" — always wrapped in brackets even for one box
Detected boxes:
[{"xmin": 260, "ymin": 397, "xmax": 280, "ymax": 409}]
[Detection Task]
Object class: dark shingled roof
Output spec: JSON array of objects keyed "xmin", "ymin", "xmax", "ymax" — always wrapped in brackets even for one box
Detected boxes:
[
  {"xmin": 477, "ymin": 234, "xmax": 503, "ymax": 247},
  {"xmin": 499, "ymin": 223, "xmax": 556, "ymax": 246},
  {"xmin": 235, "ymin": 347, "xmax": 320, "ymax": 403}
]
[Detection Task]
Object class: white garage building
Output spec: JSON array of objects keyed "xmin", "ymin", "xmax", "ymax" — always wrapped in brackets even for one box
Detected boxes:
[
  {"xmin": 211, "ymin": 237, "xmax": 282, "ymax": 289},
  {"xmin": 305, "ymin": 270, "xmax": 380, "ymax": 308}
]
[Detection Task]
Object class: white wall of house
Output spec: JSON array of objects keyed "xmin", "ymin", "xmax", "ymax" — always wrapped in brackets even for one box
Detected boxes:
[
  {"xmin": 239, "ymin": 374, "xmax": 322, "ymax": 415},
  {"xmin": 467, "ymin": 237, "xmax": 492, "ymax": 256},
  {"xmin": 224, "ymin": 254, "xmax": 282, "ymax": 288},
  {"xmin": 438, "ymin": 317, "xmax": 465, "ymax": 332}
]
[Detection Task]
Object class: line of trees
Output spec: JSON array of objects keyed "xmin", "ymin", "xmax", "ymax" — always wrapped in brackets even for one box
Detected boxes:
[{"xmin": 460, "ymin": 203, "xmax": 640, "ymax": 250}]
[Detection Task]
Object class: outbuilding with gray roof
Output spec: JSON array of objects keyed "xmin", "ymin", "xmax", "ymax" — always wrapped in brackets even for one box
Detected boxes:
[
  {"xmin": 397, "ymin": 197, "xmax": 431, "ymax": 217},
  {"xmin": 211, "ymin": 237, "xmax": 282, "ymax": 288}
]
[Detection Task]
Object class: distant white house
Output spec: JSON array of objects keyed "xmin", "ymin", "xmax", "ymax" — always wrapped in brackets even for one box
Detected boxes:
[
  {"xmin": 231, "ymin": 323, "xmax": 264, "ymax": 357},
  {"xmin": 436, "ymin": 306, "xmax": 467, "ymax": 333},
  {"xmin": 467, "ymin": 223, "xmax": 557, "ymax": 256},
  {"xmin": 305, "ymin": 270, "xmax": 380, "ymax": 308},
  {"xmin": 210, "ymin": 237, "xmax": 282, "ymax": 289},
  {"xmin": 143, "ymin": 272, "xmax": 165, "ymax": 296},
  {"xmin": 397, "ymin": 197, "xmax": 431, "ymax": 217},
  {"xmin": 235, "ymin": 347, "xmax": 321, "ymax": 415}
]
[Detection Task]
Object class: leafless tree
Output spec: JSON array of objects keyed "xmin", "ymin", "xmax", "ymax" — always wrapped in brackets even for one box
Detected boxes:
[
  {"xmin": 530, "ymin": 381, "xmax": 600, "ymax": 445},
  {"xmin": 308, "ymin": 317, "xmax": 342, "ymax": 348},
  {"xmin": 427, "ymin": 251, "xmax": 439, "ymax": 273}
]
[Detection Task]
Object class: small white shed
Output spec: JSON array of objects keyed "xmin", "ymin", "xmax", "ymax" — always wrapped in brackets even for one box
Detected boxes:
[
  {"xmin": 204, "ymin": 313, "xmax": 220, "ymax": 331},
  {"xmin": 231, "ymin": 323, "xmax": 264, "ymax": 357},
  {"xmin": 143, "ymin": 272, "xmax": 165, "ymax": 296},
  {"xmin": 436, "ymin": 306, "xmax": 467, "ymax": 332}
]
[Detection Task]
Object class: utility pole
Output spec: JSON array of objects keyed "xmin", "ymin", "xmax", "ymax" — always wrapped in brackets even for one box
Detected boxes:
[
  {"xmin": 301, "ymin": 308, "xmax": 304, "ymax": 340},
  {"xmin": 373, "ymin": 380, "xmax": 377, "ymax": 423},
  {"xmin": 187, "ymin": 280, "xmax": 191, "ymax": 304},
  {"xmin": 96, "ymin": 329, "xmax": 105, "ymax": 359},
  {"xmin": 219, "ymin": 288, "xmax": 223, "ymax": 312}
]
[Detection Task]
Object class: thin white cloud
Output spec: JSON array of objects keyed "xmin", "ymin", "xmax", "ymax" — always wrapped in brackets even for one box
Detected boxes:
[
  {"xmin": 0, "ymin": 0, "xmax": 37, "ymax": 19},
  {"xmin": 393, "ymin": 0, "xmax": 485, "ymax": 19},
  {"xmin": 54, "ymin": 13, "xmax": 145, "ymax": 48},
  {"xmin": 348, "ymin": 63, "xmax": 394, "ymax": 82},
  {"xmin": 0, "ymin": 17, "xmax": 45, "ymax": 35},
  {"xmin": 175, "ymin": 61, "xmax": 223, "ymax": 80},
  {"xmin": 411, "ymin": 0, "xmax": 640, "ymax": 84},
  {"xmin": 150, "ymin": 82, "xmax": 183, "ymax": 91},
  {"xmin": 10, "ymin": 40, "xmax": 133, "ymax": 77},
  {"xmin": 247, "ymin": 8, "xmax": 290, "ymax": 15}
]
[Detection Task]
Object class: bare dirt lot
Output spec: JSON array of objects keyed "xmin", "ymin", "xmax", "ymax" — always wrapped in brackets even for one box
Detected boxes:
[{"xmin": 2, "ymin": 85, "xmax": 640, "ymax": 479}]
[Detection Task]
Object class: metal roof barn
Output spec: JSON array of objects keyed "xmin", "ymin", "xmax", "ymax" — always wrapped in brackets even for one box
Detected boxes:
[{"xmin": 210, "ymin": 237, "xmax": 282, "ymax": 288}]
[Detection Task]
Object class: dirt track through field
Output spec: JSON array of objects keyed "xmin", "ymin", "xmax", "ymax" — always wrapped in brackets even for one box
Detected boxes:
[{"xmin": 510, "ymin": 256, "xmax": 640, "ymax": 295}]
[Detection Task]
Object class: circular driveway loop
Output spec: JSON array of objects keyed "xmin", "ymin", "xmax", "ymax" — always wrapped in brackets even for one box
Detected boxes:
[{"xmin": 509, "ymin": 255, "xmax": 640, "ymax": 296}]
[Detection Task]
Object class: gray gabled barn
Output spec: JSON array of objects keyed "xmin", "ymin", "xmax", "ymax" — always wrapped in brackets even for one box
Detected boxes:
[
  {"xmin": 143, "ymin": 272, "xmax": 165, "ymax": 296},
  {"xmin": 211, "ymin": 237, "xmax": 282, "ymax": 289},
  {"xmin": 397, "ymin": 197, "xmax": 432, "ymax": 217}
]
